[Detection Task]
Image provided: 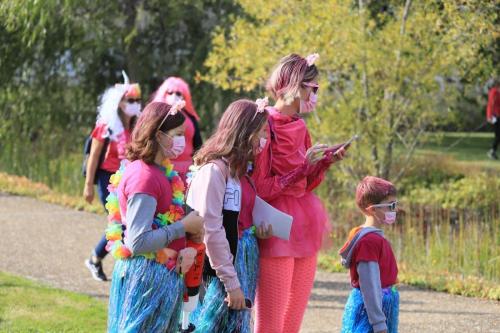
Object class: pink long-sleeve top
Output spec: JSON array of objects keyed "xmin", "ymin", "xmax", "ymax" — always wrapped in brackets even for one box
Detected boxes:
[
  {"xmin": 252, "ymin": 107, "xmax": 330, "ymax": 258},
  {"xmin": 186, "ymin": 161, "xmax": 256, "ymax": 292}
]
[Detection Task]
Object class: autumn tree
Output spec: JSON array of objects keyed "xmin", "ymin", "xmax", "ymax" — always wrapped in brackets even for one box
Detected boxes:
[{"xmin": 203, "ymin": 0, "xmax": 498, "ymax": 181}]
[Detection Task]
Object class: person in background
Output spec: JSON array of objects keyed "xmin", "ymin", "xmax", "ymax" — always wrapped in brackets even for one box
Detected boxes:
[
  {"xmin": 84, "ymin": 72, "xmax": 141, "ymax": 281},
  {"xmin": 153, "ymin": 77, "xmax": 203, "ymax": 180},
  {"xmin": 486, "ymin": 79, "xmax": 500, "ymax": 160}
]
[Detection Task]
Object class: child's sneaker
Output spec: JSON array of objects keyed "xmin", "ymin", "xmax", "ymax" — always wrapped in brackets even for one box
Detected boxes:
[
  {"xmin": 487, "ymin": 149, "xmax": 498, "ymax": 160},
  {"xmin": 85, "ymin": 258, "xmax": 108, "ymax": 281}
]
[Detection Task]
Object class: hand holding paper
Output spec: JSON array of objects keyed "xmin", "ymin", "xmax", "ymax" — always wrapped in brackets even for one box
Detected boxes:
[
  {"xmin": 252, "ymin": 196, "xmax": 293, "ymax": 240},
  {"xmin": 255, "ymin": 224, "xmax": 273, "ymax": 239}
]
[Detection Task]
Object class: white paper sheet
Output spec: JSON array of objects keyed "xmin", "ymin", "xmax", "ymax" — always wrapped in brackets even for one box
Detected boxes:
[{"xmin": 252, "ymin": 196, "xmax": 293, "ymax": 240}]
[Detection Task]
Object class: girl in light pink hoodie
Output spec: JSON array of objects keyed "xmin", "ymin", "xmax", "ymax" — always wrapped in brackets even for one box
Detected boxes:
[{"xmin": 186, "ymin": 98, "xmax": 273, "ymax": 333}]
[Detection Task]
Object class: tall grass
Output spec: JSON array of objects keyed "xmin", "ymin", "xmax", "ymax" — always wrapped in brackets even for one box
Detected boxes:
[
  {"xmin": 324, "ymin": 203, "xmax": 500, "ymax": 300},
  {"xmin": 396, "ymin": 205, "xmax": 499, "ymax": 295},
  {"xmin": 0, "ymin": 140, "xmax": 85, "ymax": 196}
]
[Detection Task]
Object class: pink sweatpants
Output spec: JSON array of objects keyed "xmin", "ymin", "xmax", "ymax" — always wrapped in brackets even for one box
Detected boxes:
[{"xmin": 254, "ymin": 255, "xmax": 317, "ymax": 333}]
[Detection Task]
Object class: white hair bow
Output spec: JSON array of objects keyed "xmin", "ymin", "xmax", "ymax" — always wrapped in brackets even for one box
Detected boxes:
[
  {"xmin": 169, "ymin": 100, "xmax": 186, "ymax": 115},
  {"xmin": 305, "ymin": 53, "xmax": 319, "ymax": 66},
  {"xmin": 255, "ymin": 96, "xmax": 269, "ymax": 113}
]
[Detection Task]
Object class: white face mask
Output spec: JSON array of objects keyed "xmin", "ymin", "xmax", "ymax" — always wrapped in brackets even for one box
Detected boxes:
[
  {"xmin": 257, "ymin": 137, "xmax": 267, "ymax": 153},
  {"xmin": 165, "ymin": 93, "xmax": 184, "ymax": 106},
  {"xmin": 123, "ymin": 102, "xmax": 141, "ymax": 117}
]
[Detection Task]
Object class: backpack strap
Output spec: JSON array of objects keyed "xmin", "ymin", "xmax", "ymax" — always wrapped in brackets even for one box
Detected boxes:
[
  {"xmin": 211, "ymin": 159, "xmax": 258, "ymax": 198},
  {"xmin": 210, "ymin": 159, "xmax": 229, "ymax": 183},
  {"xmin": 184, "ymin": 158, "xmax": 229, "ymax": 213}
]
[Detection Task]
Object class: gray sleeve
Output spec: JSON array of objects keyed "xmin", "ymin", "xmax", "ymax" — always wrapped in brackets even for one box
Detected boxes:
[
  {"xmin": 124, "ymin": 193, "xmax": 185, "ymax": 255},
  {"xmin": 357, "ymin": 261, "xmax": 387, "ymax": 333}
]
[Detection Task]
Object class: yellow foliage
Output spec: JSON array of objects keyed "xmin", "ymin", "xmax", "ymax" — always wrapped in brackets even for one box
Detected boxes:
[{"xmin": 203, "ymin": 0, "xmax": 498, "ymax": 179}]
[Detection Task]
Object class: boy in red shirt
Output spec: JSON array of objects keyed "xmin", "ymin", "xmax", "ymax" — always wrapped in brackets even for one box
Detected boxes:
[{"xmin": 339, "ymin": 176, "xmax": 399, "ymax": 333}]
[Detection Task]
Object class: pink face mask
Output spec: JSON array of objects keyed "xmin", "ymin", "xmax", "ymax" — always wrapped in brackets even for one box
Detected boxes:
[
  {"xmin": 368, "ymin": 201, "xmax": 398, "ymax": 225},
  {"xmin": 383, "ymin": 212, "xmax": 397, "ymax": 225},
  {"xmin": 158, "ymin": 134, "xmax": 186, "ymax": 159},
  {"xmin": 299, "ymin": 92, "xmax": 317, "ymax": 114}
]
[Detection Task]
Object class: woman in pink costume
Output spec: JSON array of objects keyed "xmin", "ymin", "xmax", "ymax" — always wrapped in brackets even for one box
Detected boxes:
[
  {"xmin": 153, "ymin": 77, "xmax": 203, "ymax": 180},
  {"xmin": 252, "ymin": 53, "xmax": 346, "ymax": 333}
]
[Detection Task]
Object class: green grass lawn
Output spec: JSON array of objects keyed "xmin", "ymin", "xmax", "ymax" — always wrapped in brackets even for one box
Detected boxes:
[
  {"xmin": 417, "ymin": 132, "xmax": 499, "ymax": 170},
  {"xmin": 0, "ymin": 272, "xmax": 106, "ymax": 332}
]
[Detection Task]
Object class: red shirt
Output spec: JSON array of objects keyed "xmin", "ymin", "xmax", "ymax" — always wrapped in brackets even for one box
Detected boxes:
[
  {"xmin": 91, "ymin": 123, "xmax": 131, "ymax": 173},
  {"xmin": 238, "ymin": 176, "xmax": 257, "ymax": 236},
  {"xmin": 172, "ymin": 111, "xmax": 195, "ymax": 178},
  {"xmin": 487, "ymin": 87, "xmax": 500, "ymax": 119},
  {"xmin": 350, "ymin": 233, "xmax": 398, "ymax": 288}
]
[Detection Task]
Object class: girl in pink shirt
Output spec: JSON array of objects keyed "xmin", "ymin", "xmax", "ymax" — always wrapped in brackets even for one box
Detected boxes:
[
  {"xmin": 106, "ymin": 101, "xmax": 204, "ymax": 332},
  {"xmin": 186, "ymin": 98, "xmax": 273, "ymax": 333},
  {"xmin": 252, "ymin": 53, "xmax": 346, "ymax": 333},
  {"xmin": 84, "ymin": 75, "xmax": 142, "ymax": 282}
]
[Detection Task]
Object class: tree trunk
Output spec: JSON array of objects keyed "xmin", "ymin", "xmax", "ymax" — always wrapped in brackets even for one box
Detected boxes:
[
  {"xmin": 123, "ymin": 0, "xmax": 142, "ymax": 82},
  {"xmin": 381, "ymin": 0, "xmax": 412, "ymax": 180}
]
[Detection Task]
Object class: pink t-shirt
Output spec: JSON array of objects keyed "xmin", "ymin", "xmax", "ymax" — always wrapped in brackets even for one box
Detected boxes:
[
  {"xmin": 118, "ymin": 159, "xmax": 185, "ymax": 252},
  {"xmin": 91, "ymin": 123, "xmax": 131, "ymax": 173}
]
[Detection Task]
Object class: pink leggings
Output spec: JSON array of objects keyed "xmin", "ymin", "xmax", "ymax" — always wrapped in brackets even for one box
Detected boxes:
[{"xmin": 254, "ymin": 255, "xmax": 317, "ymax": 333}]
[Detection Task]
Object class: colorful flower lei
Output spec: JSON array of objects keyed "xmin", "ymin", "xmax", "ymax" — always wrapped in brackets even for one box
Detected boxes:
[{"xmin": 105, "ymin": 159, "xmax": 185, "ymax": 263}]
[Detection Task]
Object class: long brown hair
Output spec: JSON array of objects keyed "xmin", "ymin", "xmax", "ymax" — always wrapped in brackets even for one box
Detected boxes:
[
  {"xmin": 194, "ymin": 99, "xmax": 268, "ymax": 178},
  {"xmin": 126, "ymin": 102, "xmax": 185, "ymax": 164}
]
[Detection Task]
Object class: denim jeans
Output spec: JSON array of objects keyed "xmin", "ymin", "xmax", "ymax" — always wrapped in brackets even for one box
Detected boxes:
[{"xmin": 94, "ymin": 169, "xmax": 112, "ymax": 259}]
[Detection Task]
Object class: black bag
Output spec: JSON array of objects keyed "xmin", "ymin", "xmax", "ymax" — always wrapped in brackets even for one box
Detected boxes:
[{"xmin": 82, "ymin": 134, "xmax": 110, "ymax": 184}]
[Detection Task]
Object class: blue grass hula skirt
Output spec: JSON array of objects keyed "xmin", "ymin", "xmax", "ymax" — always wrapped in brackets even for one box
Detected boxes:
[
  {"xmin": 108, "ymin": 256, "xmax": 184, "ymax": 333},
  {"xmin": 341, "ymin": 286, "xmax": 399, "ymax": 333},
  {"xmin": 191, "ymin": 228, "xmax": 259, "ymax": 333}
]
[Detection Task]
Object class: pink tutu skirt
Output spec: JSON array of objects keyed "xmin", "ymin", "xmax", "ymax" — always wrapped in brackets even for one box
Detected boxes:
[{"xmin": 258, "ymin": 192, "xmax": 330, "ymax": 258}]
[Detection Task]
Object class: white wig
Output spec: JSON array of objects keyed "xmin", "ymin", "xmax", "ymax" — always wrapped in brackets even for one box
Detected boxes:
[{"xmin": 96, "ymin": 71, "xmax": 139, "ymax": 141}]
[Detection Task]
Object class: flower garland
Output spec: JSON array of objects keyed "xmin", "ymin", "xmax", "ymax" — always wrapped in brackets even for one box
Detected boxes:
[{"xmin": 105, "ymin": 159, "xmax": 185, "ymax": 264}]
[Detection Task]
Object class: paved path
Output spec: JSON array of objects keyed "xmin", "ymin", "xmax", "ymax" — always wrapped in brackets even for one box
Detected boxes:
[{"xmin": 1, "ymin": 193, "xmax": 499, "ymax": 332}]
